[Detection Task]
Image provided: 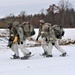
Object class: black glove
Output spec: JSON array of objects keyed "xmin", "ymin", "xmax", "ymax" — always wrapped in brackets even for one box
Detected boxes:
[
  {"xmin": 45, "ymin": 38, "xmax": 48, "ymax": 42},
  {"xmin": 18, "ymin": 42, "xmax": 20, "ymax": 45},
  {"xmin": 7, "ymin": 44, "xmax": 11, "ymax": 48},
  {"xmin": 36, "ymin": 38, "xmax": 38, "ymax": 41},
  {"xmin": 52, "ymin": 42, "xmax": 55, "ymax": 45},
  {"xmin": 61, "ymin": 31, "xmax": 64, "ymax": 36},
  {"xmin": 45, "ymin": 38, "xmax": 50, "ymax": 43},
  {"xmin": 8, "ymin": 38, "xmax": 13, "ymax": 42},
  {"xmin": 21, "ymin": 42, "xmax": 23, "ymax": 44},
  {"xmin": 56, "ymin": 34, "xmax": 61, "ymax": 39},
  {"xmin": 7, "ymin": 41, "xmax": 13, "ymax": 48}
]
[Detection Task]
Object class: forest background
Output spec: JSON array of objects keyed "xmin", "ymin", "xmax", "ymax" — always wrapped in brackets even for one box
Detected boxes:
[{"xmin": 0, "ymin": 0, "xmax": 75, "ymax": 28}]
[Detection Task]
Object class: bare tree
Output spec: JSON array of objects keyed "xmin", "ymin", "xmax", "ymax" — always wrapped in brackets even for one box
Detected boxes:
[
  {"xmin": 47, "ymin": 4, "xmax": 59, "ymax": 25},
  {"xmin": 39, "ymin": 8, "xmax": 44, "ymax": 14},
  {"xmin": 20, "ymin": 11, "xmax": 26, "ymax": 22},
  {"xmin": 58, "ymin": 0, "xmax": 72, "ymax": 27}
]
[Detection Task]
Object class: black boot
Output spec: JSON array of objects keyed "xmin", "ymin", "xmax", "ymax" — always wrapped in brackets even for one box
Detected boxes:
[
  {"xmin": 21, "ymin": 52, "xmax": 31, "ymax": 60},
  {"xmin": 46, "ymin": 55, "xmax": 52, "ymax": 57},
  {"xmin": 42, "ymin": 51, "xmax": 47, "ymax": 56},
  {"xmin": 12, "ymin": 54, "xmax": 19, "ymax": 59},
  {"xmin": 20, "ymin": 56, "xmax": 29, "ymax": 59},
  {"xmin": 60, "ymin": 52, "xmax": 67, "ymax": 57},
  {"xmin": 26, "ymin": 52, "xmax": 31, "ymax": 57}
]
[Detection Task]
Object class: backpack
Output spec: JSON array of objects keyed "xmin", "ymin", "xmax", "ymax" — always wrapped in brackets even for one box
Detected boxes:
[
  {"xmin": 22, "ymin": 24, "xmax": 35, "ymax": 37},
  {"xmin": 41, "ymin": 23, "xmax": 51, "ymax": 37},
  {"xmin": 51, "ymin": 25, "xmax": 65, "ymax": 39},
  {"xmin": 42, "ymin": 23, "xmax": 51, "ymax": 32}
]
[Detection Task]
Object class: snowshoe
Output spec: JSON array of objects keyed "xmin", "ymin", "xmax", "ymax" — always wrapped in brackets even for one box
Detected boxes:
[
  {"xmin": 60, "ymin": 52, "xmax": 67, "ymax": 57},
  {"xmin": 42, "ymin": 51, "xmax": 47, "ymax": 56},
  {"xmin": 20, "ymin": 52, "xmax": 34, "ymax": 60},
  {"xmin": 20, "ymin": 56, "xmax": 29, "ymax": 60},
  {"xmin": 46, "ymin": 55, "xmax": 53, "ymax": 57},
  {"xmin": 10, "ymin": 54, "xmax": 19, "ymax": 59}
]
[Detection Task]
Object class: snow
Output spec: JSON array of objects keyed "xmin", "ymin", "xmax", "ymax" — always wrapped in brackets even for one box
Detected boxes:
[
  {"xmin": 63, "ymin": 28, "xmax": 75, "ymax": 40},
  {"xmin": 0, "ymin": 28, "xmax": 75, "ymax": 75}
]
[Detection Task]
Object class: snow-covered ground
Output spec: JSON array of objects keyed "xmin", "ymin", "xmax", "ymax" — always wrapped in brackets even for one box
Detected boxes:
[{"xmin": 0, "ymin": 28, "xmax": 75, "ymax": 75}]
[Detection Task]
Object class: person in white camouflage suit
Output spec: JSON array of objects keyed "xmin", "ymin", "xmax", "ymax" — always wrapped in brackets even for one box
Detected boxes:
[
  {"xmin": 7, "ymin": 22, "xmax": 19, "ymax": 59},
  {"xmin": 12, "ymin": 21, "xmax": 31, "ymax": 59},
  {"xmin": 36, "ymin": 20, "xmax": 67, "ymax": 57},
  {"xmin": 36, "ymin": 20, "xmax": 52, "ymax": 57},
  {"xmin": 45, "ymin": 24, "xmax": 67, "ymax": 57}
]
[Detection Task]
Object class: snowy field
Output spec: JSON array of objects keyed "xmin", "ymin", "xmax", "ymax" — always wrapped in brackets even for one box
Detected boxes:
[{"xmin": 0, "ymin": 28, "xmax": 75, "ymax": 75}]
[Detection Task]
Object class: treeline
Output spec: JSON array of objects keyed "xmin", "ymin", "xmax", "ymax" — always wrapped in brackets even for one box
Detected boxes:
[{"xmin": 0, "ymin": 0, "xmax": 75, "ymax": 28}]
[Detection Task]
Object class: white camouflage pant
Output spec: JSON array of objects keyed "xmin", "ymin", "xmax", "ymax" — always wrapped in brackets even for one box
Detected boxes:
[
  {"xmin": 18, "ymin": 40, "xmax": 30, "ymax": 56},
  {"xmin": 41, "ymin": 37, "xmax": 48, "ymax": 53},
  {"xmin": 11, "ymin": 43, "xmax": 19, "ymax": 56},
  {"xmin": 41, "ymin": 38, "xmax": 66, "ymax": 55}
]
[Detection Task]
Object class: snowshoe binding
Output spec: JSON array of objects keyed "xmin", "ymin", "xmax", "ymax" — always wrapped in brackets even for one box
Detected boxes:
[
  {"xmin": 10, "ymin": 54, "xmax": 19, "ymax": 59},
  {"xmin": 60, "ymin": 52, "xmax": 67, "ymax": 57}
]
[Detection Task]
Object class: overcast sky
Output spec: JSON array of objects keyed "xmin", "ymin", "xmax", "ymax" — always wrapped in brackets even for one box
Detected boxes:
[{"xmin": 0, "ymin": 0, "xmax": 75, "ymax": 18}]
